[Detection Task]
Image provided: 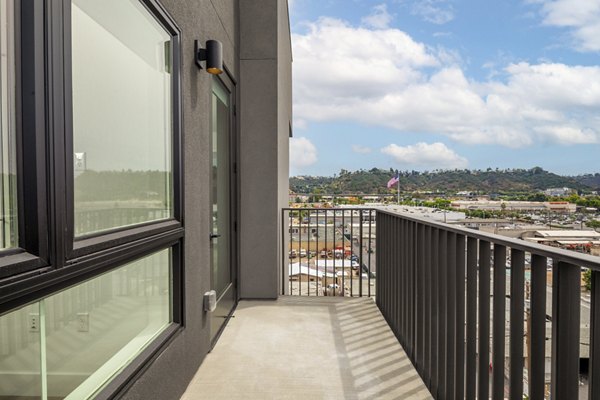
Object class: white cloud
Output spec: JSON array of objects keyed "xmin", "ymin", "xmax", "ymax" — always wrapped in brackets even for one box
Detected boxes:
[
  {"xmin": 290, "ymin": 137, "xmax": 318, "ymax": 169},
  {"xmin": 381, "ymin": 142, "xmax": 468, "ymax": 168},
  {"xmin": 352, "ymin": 145, "xmax": 373, "ymax": 154},
  {"xmin": 532, "ymin": 0, "xmax": 600, "ymax": 52},
  {"xmin": 293, "ymin": 118, "xmax": 308, "ymax": 130},
  {"xmin": 292, "ymin": 16, "xmax": 600, "ymax": 148},
  {"xmin": 293, "ymin": 17, "xmax": 438, "ymax": 103},
  {"xmin": 361, "ymin": 4, "xmax": 393, "ymax": 29},
  {"xmin": 411, "ymin": 0, "xmax": 455, "ymax": 25}
]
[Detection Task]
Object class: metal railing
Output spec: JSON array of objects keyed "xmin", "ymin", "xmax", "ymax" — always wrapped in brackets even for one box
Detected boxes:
[
  {"xmin": 281, "ymin": 208, "xmax": 376, "ymax": 297},
  {"xmin": 377, "ymin": 209, "xmax": 600, "ymax": 400}
]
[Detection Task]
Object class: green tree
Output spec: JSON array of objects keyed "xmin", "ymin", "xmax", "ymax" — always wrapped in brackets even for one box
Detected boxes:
[{"xmin": 583, "ymin": 269, "xmax": 592, "ymax": 291}]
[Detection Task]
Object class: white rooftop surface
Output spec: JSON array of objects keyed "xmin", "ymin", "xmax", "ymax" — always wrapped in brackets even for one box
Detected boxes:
[
  {"xmin": 536, "ymin": 230, "xmax": 600, "ymax": 238},
  {"xmin": 373, "ymin": 205, "xmax": 466, "ymax": 222},
  {"xmin": 315, "ymin": 259, "xmax": 359, "ymax": 269},
  {"xmin": 288, "ymin": 262, "xmax": 334, "ymax": 278}
]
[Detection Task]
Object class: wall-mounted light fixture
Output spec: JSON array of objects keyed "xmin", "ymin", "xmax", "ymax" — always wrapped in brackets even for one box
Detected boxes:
[{"xmin": 195, "ymin": 40, "xmax": 223, "ymax": 75}]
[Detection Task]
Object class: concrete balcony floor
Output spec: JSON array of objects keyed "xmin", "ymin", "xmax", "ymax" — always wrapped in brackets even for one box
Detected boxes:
[{"xmin": 181, "ymin": 296, "xmax": 432, "ymax": 400}]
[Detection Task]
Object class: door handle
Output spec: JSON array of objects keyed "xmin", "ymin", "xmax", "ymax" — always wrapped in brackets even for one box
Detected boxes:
[{"xmin": 210, "ymin": 233, "xmax": 221, "ymax": 240}]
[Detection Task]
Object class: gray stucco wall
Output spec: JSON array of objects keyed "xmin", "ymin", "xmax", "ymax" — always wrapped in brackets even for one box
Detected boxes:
[
  {"xmin": 239, "ymin": 0, "xmax": 292, "ymax": 299},
  {"xmin": 122, "ymin": 0, "xmax": 290, "ymax": 398},
  {"xmin": 278, "ymin": 0, "xmax": 293, "ymax": 295}
]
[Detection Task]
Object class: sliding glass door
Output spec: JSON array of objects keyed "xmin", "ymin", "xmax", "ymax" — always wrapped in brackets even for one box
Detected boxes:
[{"xmin": 210, "ymin": 77, "xmax": 236, "ymax": 344}]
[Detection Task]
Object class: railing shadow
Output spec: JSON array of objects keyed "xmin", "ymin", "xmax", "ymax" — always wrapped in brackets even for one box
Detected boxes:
[{"xmin": 328, "ymin": 297, "xmax": 432, "ymax": 400}]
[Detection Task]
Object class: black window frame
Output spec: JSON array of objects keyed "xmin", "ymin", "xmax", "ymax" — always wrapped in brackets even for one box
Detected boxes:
[
  {"xmin": 0, "ymin": 0, "xmax": 49, "ymax": 283},
  {"xmin": 0, "ymin": 0, "xmax": 185, "ymax": 334},
  {"xmin": 63, "ymin": 0, "xmax": 184, "ymax": 259}
]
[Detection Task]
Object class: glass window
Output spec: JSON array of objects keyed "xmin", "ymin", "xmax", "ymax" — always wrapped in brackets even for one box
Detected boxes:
[
  {"xmin": 0, "ymin": 303, "xmax": 42, "ymax": 399},
  {"xmin": 211, "ymin": 79, "xmax": 231, "ymax": 297},
  {"xmin": 72, "ymin": 0, "xmax": 173, "ymax": 237},
  {"xmin": 0, "ymin": 248, "xmax": 172, "ymax": 399},
  {"xmin": 0, "ymin": 0, "xmax": 18, "ymax": 250},
  {"xmin": 45, "ymin": 248, "xmax": 171, "ymax": 398}
]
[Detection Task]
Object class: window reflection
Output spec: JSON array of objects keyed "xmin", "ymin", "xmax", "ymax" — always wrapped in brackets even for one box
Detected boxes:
[
  {"xmin": 72, "ymin": 0, "xmax": 174, "ymax": 237},
  {"xmin": 0, "ymin": 249, "xmax": 172, "ymax": 399},
  {"xmin": 0, "ymin": 0, "xmax": 18, "ymax": 250}
]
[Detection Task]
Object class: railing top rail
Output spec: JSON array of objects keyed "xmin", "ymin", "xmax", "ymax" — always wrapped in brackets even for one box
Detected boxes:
[
  {"xmin": 282, "ymin": 206, "xmax": 600, "ymax": 270},
  {"xmin": 282, "ymin": 207, "xmax": 376, "ymax": 211}
]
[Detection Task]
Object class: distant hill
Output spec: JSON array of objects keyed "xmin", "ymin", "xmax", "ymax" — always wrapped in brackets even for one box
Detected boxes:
[
  {"xmin": 290, "ymin": 167, "xmax": 594, "ymax": 195},
  {"xmin": 575, "ymin": 173, "xmax": 600, "ymax": 190}
]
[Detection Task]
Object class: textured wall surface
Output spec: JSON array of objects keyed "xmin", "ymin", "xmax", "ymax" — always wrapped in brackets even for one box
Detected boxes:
[
  {"xmin": 239, "ymin": 0, "xmax": 292, "ymax": 299},
  {"xmin": 122, "ymin": 1, "xmax": 291, "ymax": 399}
]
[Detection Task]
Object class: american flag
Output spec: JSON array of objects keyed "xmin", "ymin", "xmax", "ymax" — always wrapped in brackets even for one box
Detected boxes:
[{"xmin": 387, "ymin": 174, "xmax": 399, "ymax": 188}]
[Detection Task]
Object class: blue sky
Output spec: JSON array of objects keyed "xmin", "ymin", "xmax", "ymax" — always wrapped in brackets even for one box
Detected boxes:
[{"xmin": 288, "ymin": 0, "xmax": 600, "ymax": 176}]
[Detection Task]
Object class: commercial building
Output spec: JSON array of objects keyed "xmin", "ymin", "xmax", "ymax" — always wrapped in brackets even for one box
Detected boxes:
[
  {"xmin": 451, "ymin": 200, "xmax": 577, "ymax": 213},
  {"xmin": 0, "ymin": 1, "xmax": 291, "ymax": 399}
]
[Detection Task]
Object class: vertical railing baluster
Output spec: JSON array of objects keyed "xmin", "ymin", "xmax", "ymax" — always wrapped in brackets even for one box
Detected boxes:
[
  {"xmin": 393, "ymin": 214, "xmax": 396, "ymax": 326},
  {"xmin": 455, "ymin": 234, "xmax": 466, "ymax": 400},
  {"xmin": 529, "ymin": 254, "xmax": 547, "ymax": 400},
  {"xmin": 446, "ymin": 232, "xmax": 457, "ymax": 400},
  {"xmin": 341, "ymin": 211, "xmax": 345, "ymax": 297},
  {"xmin": 359, "ymin": 210, "xmax": 363, "ymax": 297},
  {"xmin": 431, "ymin": 227, "xmax": 439, "ymax": 396},
  {"xmin": 368, "ymin": 210, "xmax": 372, "ymax": 297},
  {"xmin": 510, "ymin": 249, "xmax": 525, "ymax": 400},
  {"xmin": 466, "ymin": 237, "xmax": 478, "ymax": 400},
  {"xmin": 398, "ymin": 217, "xmax": 404, "ymax": 341},
  {"xmin": 307, "ymin": 210, "xmax": 312, "ymax": 296},
  {"xmin": 400, "ymin": 218, "xmax": 405, "ymax": 344},
  {"xmin": 331, "ymin": 210, "xmax": 336, "ymax": 297},
  {"xmin": 478, "ymin": 240, "xmax": 491, "ymax": 400},
  {"xmin": 376, "ymin": 214, "xmax": 381, "ymax": 310},
  {"xmin": 416, "ymin": 223, "xmax": 425, "ymax": 377},
  {"xmin": 551, "ymin": 261, "xmax": 581, "ymax": 399},
  {"xmin": 492, "ymin": 244, "xmax": 507, "ymax": 400},
  {"xmin": 408, "ymin": 221, "xmax": 414, "ymax": 359},
  {"xmin": 289, "ymin": 211, "xmax": 293, "ymax": 296},
  {"xmin": 315, "ymin": 210, "xmax": 324, "ymax": 296},
  {"xmin": 299, "ymin": 211, "xmax": 303, "ymax": 296},
  {"xmin": 413, "ymin": 221, "xmax": 418, "ymax": 360},
  {"xmin": 377, "ymin": 214, "xmax": 382, "ymax": 309},
  {"xmin": 349, "ymin": 210, "xmax": 353, "ymax": 297},
  {"xmin": 281, "ymin": 208, "xmax": 285, "ymax": 295},
  {"xmin": 424, "ymin": 225, "xmax": 432, "ymax": 387},
  {"xmin": 325, "ymin": 210, "xmax": 329, "ymax": 296},
  {"xmin": 408, "ymin": 219, "xmax": 412, "ymax": 350},
  {"xmin": 589, "ymin": 270, "xmax": 600, "ymax": 400},
  {"xmin": 389, "ymin": 214, "xmax": 394, "ymax": 324},
  {"xmin": 438, "ymin": 229, "xmax": 447, "ymax": 399}
]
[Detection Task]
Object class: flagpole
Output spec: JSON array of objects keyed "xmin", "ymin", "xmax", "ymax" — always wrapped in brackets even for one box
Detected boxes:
[{"xmin": 397, "ymin": 176, "xmax": 400, "ymax": 205}]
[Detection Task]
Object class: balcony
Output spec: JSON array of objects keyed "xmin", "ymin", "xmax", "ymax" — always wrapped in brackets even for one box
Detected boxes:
[
  {"xmin": 181, "ymin": 296, "xmax": 432, "ymax": 400},
  {"xmin": 181, "ymin": 207, "xmax": 600, "ymax": 399},
  {"xmin": 178, "ymin": 209, "xmax": 600, "ymax": 400}
]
